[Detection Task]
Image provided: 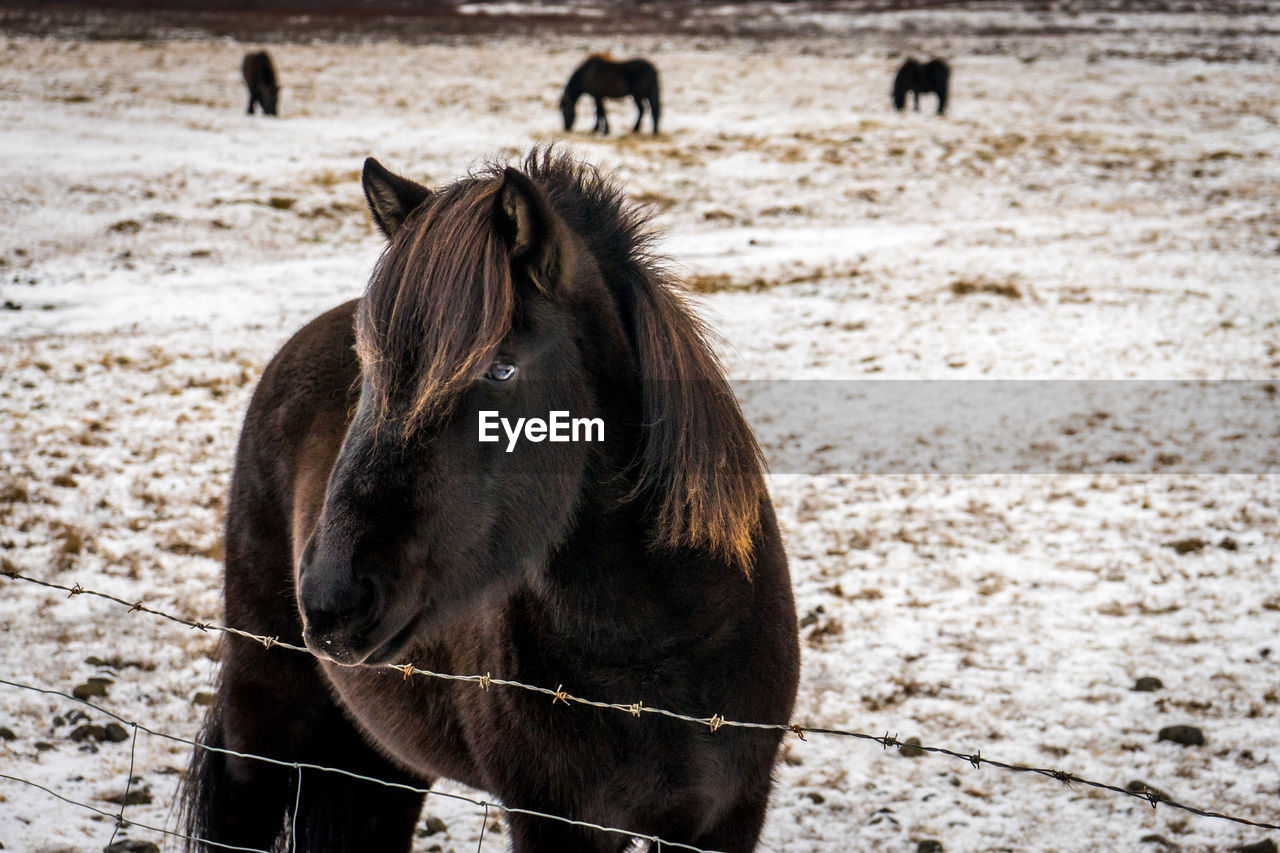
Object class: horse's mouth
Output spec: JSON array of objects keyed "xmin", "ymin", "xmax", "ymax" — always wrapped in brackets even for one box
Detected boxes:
[
  {"xmin": 359, "ymin": 612, "xmax": 423, "ymax": 667},
  {"xmin": 306, "ymin": 611, "xmax": 421, "ymax": 668}
]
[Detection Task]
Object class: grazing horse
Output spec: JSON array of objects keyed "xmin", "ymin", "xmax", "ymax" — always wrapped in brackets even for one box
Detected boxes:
[
  {"xmin": 560, "ymin": 55, "xmax": 661, "ymax": 135},
  {"xmin": 241, "ymin": 50, "xmax": 279, "ymax": 116},
  {"xmin": 182, "ymin": 149, "xmax": 799, "ymax": 853},
  {"xmin": 893, "ymin": 57, "xmax": 950, "ymax": 115}
]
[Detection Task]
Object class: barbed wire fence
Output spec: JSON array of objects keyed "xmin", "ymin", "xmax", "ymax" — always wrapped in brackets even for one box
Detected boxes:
[
  {"xmin": 2, "ymin": 567, "xmax": 1277, "ymax": 853},
  {"xmin": 0, "ymin": 676, "xmax": 714, "ymax": 853}
]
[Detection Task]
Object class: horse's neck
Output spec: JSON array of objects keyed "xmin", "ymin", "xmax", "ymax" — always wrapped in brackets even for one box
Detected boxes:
[
  {"xmin": 525, "ymin": 494, "xmax": 747, "ymax": 665},
  {"xmin": 536, "ymin": 501, "xmax": 665, "ymax": 625},
  {"xmin": 564, "ymin": 70, "xmax": 586, "ymax": 101}
]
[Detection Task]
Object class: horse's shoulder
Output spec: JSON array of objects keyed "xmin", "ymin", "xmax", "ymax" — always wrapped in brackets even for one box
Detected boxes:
[{"xmin": 244, "ymin": 299, "xmax": 360, "ymax": 445}]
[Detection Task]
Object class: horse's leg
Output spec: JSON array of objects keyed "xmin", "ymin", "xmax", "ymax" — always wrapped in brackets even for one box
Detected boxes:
[
  {"xmin": 594, "ymin": 96, "xmax": 609, "ymax": 135},
  {"xmin": 187, "ymin": 635, "xmax": 427, "ymax": 852},
  {"xmin": 246, "ymin": 92, "xmax": 255, "ymax": 114},
  {"xmin": 937, "ymin": 83, "xmax": 948, "ymax": 115},
  {"xmin": 507, "ymin": 812, "xmax": 631, "ymax": 853},
  {"xmin": 185, "ymin": 496, "xmax": 427, "ymax": 852},
  {"xmin": 184, "ymin": 670, "xmax": 289, "ymax": 849},
  {"xmin": 648, "ymin": 91, "xmax": 661, "ymax": 134},
  {"xmin": 293, "ymin": 730, "xmax": 427, "ymax": 851},
  {"xmin": 632, "ymin": 94, "xmax": 645, "ymax": 133},
  {"xmin": 687, "ymin": 791, "xmax": 771, "ymax": 853},
  {"xmin": 912, "ymin": 90, "xmax": 920, "ymax": 112}
]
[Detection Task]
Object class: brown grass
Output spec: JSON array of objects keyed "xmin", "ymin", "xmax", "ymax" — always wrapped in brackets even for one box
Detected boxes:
[{"xmin": 949, "ymin": 276, "xmax": 1023, "ymax": 299}]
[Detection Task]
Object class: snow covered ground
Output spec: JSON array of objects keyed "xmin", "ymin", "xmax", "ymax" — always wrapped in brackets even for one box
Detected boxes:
[{"xmin": 2, "ymin": 9, "xmax": 1278, "ymax": 852}]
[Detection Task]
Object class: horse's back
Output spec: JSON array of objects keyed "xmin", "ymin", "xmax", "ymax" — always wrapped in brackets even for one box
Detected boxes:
[
  {"xmin": 242, "ymin": 50, "xmax": 275, "ymax": 86},
  {"xmin": 224, "ymin": 299, "xmax": 359, "ymax": 634},
  {"xmin": 622, "ymin": 58, "xmax": 658, "ymax": 88},
  {"xmin": 579, "ymin": 56, "xmax": 657, "ymax": 98}
]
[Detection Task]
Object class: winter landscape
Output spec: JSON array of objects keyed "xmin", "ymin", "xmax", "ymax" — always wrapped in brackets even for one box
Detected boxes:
[{"xmin": 1, "ymin": 3, "xmax": 1278, "ymax": 851}]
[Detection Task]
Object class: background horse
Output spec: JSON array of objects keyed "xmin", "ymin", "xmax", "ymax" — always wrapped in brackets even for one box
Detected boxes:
[
  {"xmin": 241, "ymin": 50, "xmax": 278, "ymax": 116},
  {"xmin": 182, "ymin": 149, "xmax": 799, "ymax": 852},
  {"xmin": 893, "ymin": 57, "xmax": 950, "ymax": 115},
  {"xmin": 560, "ymin": 55, "xmax": 661, "ymax": 135}
]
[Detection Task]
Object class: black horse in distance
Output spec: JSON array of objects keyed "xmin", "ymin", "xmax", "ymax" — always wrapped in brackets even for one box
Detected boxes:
[
  {"xmin": 560, "ymin": 55, "xmax": 661, "ymax": 135},
  {"xmin": 242, "ymin": 50, "xmax": 279, "ymax": 116},
  {"xmin": 893, "ymin": 58, "xmax": 949, "ymax": 115}
]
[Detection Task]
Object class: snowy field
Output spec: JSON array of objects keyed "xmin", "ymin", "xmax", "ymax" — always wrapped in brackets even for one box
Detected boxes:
[{"xmin": 2, "ymin": 8, "xmax": 1279, "ymax": 852}]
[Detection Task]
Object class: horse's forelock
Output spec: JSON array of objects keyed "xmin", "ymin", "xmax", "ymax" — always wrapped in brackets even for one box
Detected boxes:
[{"xmin": 358, "ymin": 175, "xmax": 514, "ymax": 433}]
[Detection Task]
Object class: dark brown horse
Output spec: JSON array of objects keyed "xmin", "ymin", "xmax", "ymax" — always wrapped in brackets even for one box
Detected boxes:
[
  {"xmin": 560, "ymin": 55, "xmax": 661, "ymax": 135},
  {"xmin": 182, "ymin": 149, "xmax": 799, "ymax": 852},
  {"xmin": 242, "ymin": 50, "xmax": 278, "ymax": 116},
  {"xmin": 893, "ymin": 57, "xmax": 950, "ymax": 115}
]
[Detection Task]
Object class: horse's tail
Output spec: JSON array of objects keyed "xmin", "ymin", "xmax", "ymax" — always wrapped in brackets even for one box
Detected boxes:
[
  {"xmin": 645, "ymin": 64, "xmax": 661, "ymax": 133},
  {"xmin": 933, "ymin": 61, "xmax": 950, "ymax": 115},
  {"xmin": 178, "ymin": 689, "xmax": 227, "ymax": 852}
]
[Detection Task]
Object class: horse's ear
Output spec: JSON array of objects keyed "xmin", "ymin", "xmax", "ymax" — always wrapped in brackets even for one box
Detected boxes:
[
  {"xmin": 496, "ymin": 167, "xmax": 564, "ymax": 289},
  {"xmin": 362, "ymin": 157, "xmax": 431, "ymax": 241}
]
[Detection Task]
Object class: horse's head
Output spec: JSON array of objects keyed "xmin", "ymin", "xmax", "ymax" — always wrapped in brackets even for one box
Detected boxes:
[
  {"xmin": 260, "ymin": 85, "xmax": 278, "ymax": 116},
  {"xmin": 559, "ymin": 90, "xmax": 577, "ymax": 131},
  {"xmin": 298, "ymin": 151, "xmax": 765, "ymax": 667},
  {"xmin": 893, "ymin": 58, "xmax": 918, "ymax": 111}
]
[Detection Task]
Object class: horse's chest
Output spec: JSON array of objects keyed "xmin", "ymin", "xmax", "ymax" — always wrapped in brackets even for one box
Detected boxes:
[{"xmin": 325, "ymin": 657, "xmax": 487, "ymax": 788}]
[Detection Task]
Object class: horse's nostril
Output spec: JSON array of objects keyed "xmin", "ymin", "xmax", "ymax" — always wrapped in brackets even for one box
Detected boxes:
[{"xmin": 300, "ymin": 561, "xmax": 379, "ymax": 636}]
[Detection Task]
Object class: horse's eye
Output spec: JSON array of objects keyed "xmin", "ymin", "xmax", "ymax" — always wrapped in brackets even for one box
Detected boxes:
[{"xmin": 484, "ymin": 360, "xmax": 517, "ymax": 382}]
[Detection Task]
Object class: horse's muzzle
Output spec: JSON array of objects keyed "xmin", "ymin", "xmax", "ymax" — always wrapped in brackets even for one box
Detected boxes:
[{"xmin": 297, "ymin": 559, "xmax": 381, "ymax": 666}]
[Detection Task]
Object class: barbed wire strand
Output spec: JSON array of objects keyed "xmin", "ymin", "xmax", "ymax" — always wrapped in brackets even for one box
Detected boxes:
[
  {"xmin": 4, "ymin": 568, "xmax": 1279, "ymax": 834},
  {"xmin": 0, "ymin": 772, "xmax": 269, "ymax": 853},
  {"xmin": 291, "ymin": 764, "xmax": 302, "ymax": 853},
  {"xmin": 107, "ymin": 721, "xmax": 141, "ymax": 848},
  {"xmin": 0, "ymin": 677, "xmax": 719, "ymax": 853}
]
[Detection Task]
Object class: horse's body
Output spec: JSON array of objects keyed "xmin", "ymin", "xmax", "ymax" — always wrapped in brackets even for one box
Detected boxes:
[
  {"xmin": 560, "ymin": 55, "xmax": 660, "ymax": 135},
  {"xmin": 242, "ymin": 50, "xmax": 278, "ymax": 116},
  {"xmin": 893, "ymin": 57, "xmax": 949, "ymax": 115},
  {"xmin": 183, "ymin": 150, "xmax": 798, "ymax": 852}
]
